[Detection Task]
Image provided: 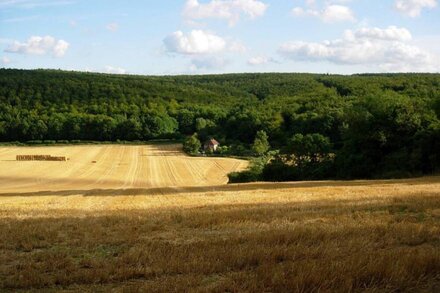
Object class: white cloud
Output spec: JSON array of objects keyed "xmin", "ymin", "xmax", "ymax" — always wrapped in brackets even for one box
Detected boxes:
[
  {"xmin": 292, "ymin": 4, "xmax": 355, "ymax": 23},
  {"xmin": 163, "ymin": 29, "xmax": 247, "ymax": 71},
  {"xmin": 163, "ymin": 30, "xmax": 226, "ymax": 55},
  {"xmin": 183, "ymin": 0, "xmax": 268, "ymax": 26},
  {"xmin": 292, "ymin": 7, "xmax": 306, "ymax": 15},
  {"xmin": 247, "ymin": 55, "xmax": 276, "ymax": 65},
  {"xmin": 106, "ymin": 22, "xmax": 119, "ymax": 32},
  {"xmin": 322, "ymin": 5, "xmax": 356, "ymax": 22},
  {"xmin": 5, "ymin": 35, "xmax": 69, "ymax": 57},
  {"xmin": 105, "ymin": 66, "xmax": 126, "ymax": 74},
  {"xmin": 53, "ymin": 40, "xmax": 69, "ymax": 57},
  {"xmin": 279, "ymin": 26, "xmax": 440, "ymax": 72},
  {"xmin": 394, "ymin": 0, "xmax": 437, "ymax": 17},
  {"xmin": 292, "ymin": 4, "xmax": 356, "ymax": 23},
  {"xmin": 349, "ymin": 26, "xmax": 412, "ymax": 42},
  {"xmin": 1, "ymin": 56, "xmax": 11, "ymax": 64}
]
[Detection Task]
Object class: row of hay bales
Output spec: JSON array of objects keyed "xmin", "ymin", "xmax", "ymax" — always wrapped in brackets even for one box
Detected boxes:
[{"xmin": 16, "ymin": 155, "xmax": 67, "ymax": 161}]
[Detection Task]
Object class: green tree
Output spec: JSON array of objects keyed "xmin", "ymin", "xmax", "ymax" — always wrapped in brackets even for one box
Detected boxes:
[
  {"xmin": 289, "ymin": 133, "xmax": 331, "ymax": 165},
  {"xmin": 183, "ymin": 133, "xmax": 201, "ymax": 155},
  {"xmin": 195, "ymin": 117, "xmax": 207, "ymax": 131},
  {"xmin": 252, "ymin": 130, "xmax": 270, "ymax": 156},
  {"xmin": 116, "ymin": 118, "xmax": 142, "ymax": 140}
]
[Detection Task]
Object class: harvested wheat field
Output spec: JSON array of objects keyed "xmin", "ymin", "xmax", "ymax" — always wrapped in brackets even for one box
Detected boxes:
[
  {"xmin": 0, "ymin": 144, "xmax": 248, "ymax": 194},
  {"xmin": 0, "ymin": 146, "xmax": 439, "ymax": 292}
]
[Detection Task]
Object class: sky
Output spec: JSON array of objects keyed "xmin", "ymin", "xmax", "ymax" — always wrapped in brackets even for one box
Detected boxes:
[{"xmin": 0, "ymin": 0, "xmax": 439, "ymax": 75}]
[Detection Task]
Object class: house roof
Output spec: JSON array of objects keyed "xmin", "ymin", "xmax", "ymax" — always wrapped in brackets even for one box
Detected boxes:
[{"xmin": 205, "ymin": 138, "xmax": 220, "ymax": 146}]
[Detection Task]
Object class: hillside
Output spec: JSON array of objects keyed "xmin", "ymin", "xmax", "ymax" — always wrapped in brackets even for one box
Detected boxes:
[{"xmin": 1, "ymin": 69, "xmax": 439, "ymax": 179}]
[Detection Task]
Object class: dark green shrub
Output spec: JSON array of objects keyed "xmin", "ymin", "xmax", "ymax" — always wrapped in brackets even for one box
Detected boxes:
[
  {"xmin": 26, "ymin": 140, "xmax": 43, "ymax": 145},
  {"xmin": 228, "ymin": 170, "xmax": 261, "ymax": 183}
]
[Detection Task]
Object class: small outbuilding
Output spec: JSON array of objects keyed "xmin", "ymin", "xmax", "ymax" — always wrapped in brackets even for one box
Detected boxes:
[{"xmin": 204, "ymin": 138, "xmax": 220, "ymax": 152}]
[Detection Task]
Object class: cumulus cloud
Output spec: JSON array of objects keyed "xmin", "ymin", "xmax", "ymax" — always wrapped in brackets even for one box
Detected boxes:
[
  {"xmin": 105, "ymin": 66, "xmax": 126, "ymax": 74},
  {"xmin": 183, "ymin": 0, "xmax": 268, "ymax": 26},
  {"xmin": 163, "ymin": 29, "xmax": 247, "ymax": 71},
  {"xmin": 292, "ymin": 4, "xmax": 356, "ymax": 23},
  {"xmin": 164, "ymin": 30, "xmax": 226, "ymax": 55},
  {"xmin": 106, "ymin": 22, "xmax": 119, "ymax": 32},
  {"xmin": 349, "ymin": 26, "xmax": 412, "ymax": 42},
  {"xmin": 164, "ymin": 30, "xmax": 247, "ymax": 56},
  {"xmin": 394, "ymin": 0, "xmax": 437, "ymax": 17},
  {"xmin": 53, "ymin": 40, "xmax": 69, "ymax": 57},
  {"xmin": 279, "ymin": 26, "xmax": 440, "ymax": 72},
  {"xmin": 5, "ymin": 35, "xmax": 69, "ymax": 57}
]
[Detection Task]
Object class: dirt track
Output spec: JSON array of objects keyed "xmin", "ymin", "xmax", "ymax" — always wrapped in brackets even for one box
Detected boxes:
[{"xmin": 0, "ymin": 144, "xmax": 248, "ymax": 194}]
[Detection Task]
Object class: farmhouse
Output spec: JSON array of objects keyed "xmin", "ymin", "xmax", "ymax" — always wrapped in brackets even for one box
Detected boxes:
[{"xmin": 204, "ymin": 138, "xmax": 220, "ymax": 152}]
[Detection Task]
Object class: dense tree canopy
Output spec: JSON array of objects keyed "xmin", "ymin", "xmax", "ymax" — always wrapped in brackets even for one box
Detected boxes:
[{"xmin": 1, "ymin": 69, "xmax": 439, "ymax": 179}]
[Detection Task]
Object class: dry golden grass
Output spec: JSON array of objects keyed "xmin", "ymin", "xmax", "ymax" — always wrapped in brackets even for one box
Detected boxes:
[{"xmin": 0, "ymin": 145, "xmax": 439, "ymax": 292}]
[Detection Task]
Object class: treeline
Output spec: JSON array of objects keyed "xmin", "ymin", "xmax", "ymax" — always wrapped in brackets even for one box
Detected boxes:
[{"xmin": 1, "ymin": 69, "xmax": 439, "ymax": 179}]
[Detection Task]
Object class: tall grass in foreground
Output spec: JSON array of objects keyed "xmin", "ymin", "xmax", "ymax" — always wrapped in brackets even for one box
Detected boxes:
[{"xmin": 0, "ymin": 178, "xmax": 439, "ymax": 292}]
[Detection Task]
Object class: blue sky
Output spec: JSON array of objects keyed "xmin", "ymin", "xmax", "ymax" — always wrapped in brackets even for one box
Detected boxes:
[{"xmin": 1, "ymin": 0, "xmax": 439, "ymax": 74}]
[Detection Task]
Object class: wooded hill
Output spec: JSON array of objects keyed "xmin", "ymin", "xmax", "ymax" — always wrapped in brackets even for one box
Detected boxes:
[{"xmin": 1, "ymin": 69, "xmax": 439, "ymax": 179}]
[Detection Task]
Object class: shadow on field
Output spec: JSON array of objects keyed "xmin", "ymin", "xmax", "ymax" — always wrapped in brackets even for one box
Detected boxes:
[
  {"xmin": 1, "ymin": 191, "xmax": 439, "ymax": 291},
  {"xmin": 0, "ymin": 176, "xmax": 438, "ymax": 197}
]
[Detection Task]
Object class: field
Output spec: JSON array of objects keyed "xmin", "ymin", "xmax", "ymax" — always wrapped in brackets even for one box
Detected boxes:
[
  {"xmin": 0, "ymin": 144, "xmax": 248, "ymax": 194},
  {"xmin": 0, "ymin": 145, "xmax": 439, "ymax": 292}
]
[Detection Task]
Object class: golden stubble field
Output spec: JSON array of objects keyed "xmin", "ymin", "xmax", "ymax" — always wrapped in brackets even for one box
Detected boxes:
[
  {"xmin": 0, "ymin": 145, "xmax": 439, "ymax": 292},
  {"xmin": 0, "ymin": 144, "xmax": 248, "ymax": 194}
]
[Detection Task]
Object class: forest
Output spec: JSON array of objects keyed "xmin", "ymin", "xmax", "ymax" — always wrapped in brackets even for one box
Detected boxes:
[{"xmin": 1, "ymin": 68, "xmax": 439, "ymax": 180}]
